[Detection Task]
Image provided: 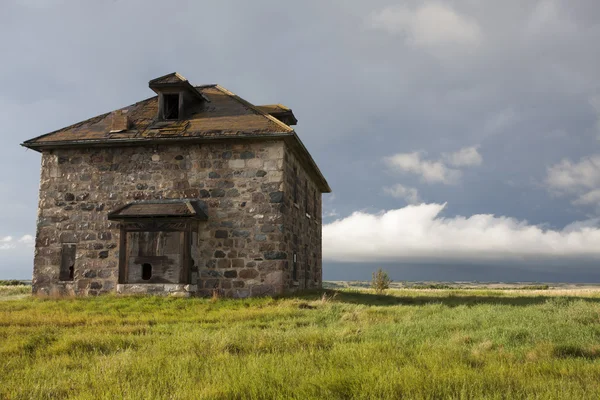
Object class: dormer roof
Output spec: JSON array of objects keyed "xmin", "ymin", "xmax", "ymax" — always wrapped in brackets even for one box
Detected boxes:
[
  {"xmin": 148, "ymin": 72, "xmax": 208, "ymax": 103},
  {"xmin": 256, "ymin": 104, "xmax": 298, "ymax": 126}
]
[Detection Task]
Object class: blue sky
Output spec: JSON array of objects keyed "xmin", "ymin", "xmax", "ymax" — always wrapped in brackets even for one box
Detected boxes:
[{"xmin": 2, "ymin": 0, "xmax": 600, "ymax": 281}]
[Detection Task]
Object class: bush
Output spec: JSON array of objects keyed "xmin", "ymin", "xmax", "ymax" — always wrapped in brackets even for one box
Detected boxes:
[
  {"xmin": 371, "ymin": 268, "xmax": 392, "ymax": 294},
  {"xmin": 412, "ymin": 284, "xmax": 452, "ymax": 289},
  {"xmin": 0, "ymin": 280, "xmax": 24, "ymax": 286}
]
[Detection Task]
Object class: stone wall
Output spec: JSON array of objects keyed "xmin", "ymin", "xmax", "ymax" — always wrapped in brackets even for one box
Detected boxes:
[
  {"xmin": 281, "ymin": 146, "xmax": 323, "ymax": 291},
  {"xmin": 32, "ymin": 140, "xmax": 289, "ymax": 297}
]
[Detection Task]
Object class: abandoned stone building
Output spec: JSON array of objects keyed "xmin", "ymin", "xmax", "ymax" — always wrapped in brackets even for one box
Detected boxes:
[{"xmin": 22, "ymin": 72, "xmax": 331, "ymax": 297}]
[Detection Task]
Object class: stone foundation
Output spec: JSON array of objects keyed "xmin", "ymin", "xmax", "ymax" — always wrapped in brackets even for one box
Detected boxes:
[{"xmin": 116, "ymin": 284, "xmax": 197, "ymax": 297}]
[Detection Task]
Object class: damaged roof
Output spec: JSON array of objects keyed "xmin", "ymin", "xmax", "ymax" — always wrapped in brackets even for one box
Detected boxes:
[
  {"xmin": 21, "ymin": 73, "xmax": 330, "ymax": 192},
  {"xmin": 23, "ymin": 85, "xmax": 293, "ymax": 145}
]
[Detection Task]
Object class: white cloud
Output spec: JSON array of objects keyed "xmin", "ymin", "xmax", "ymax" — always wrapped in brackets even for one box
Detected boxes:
[
  {"xmin": 384, "ymin": 184, "xmax": 420, "ymax": 204},
  {"xmin": 385, "ymin": 146, "xmax": 482, "ymax": 184},
  {"xmin": 0, "ymin": 235, "xmax": 35, "ymax": 251},
  {"xmin": 18, "ymin": 235, "xmax": 35, "ymax": 246},
  {"xmin": 443, "ymin": 146, "xmax": 482, "ymax": 167},
  {"xmin": 545, "ymin": 155, "xmax": 600, "ymax": 193},
  {"xmin": 0, "ymin": 237, "xmax": 15, "ymax": 250},
  {"xmin": 545, "ymin": 155, "xmax": 600, "ymax": 209},
  {"xmin": 385, "ymin": 151, "xmax": 461, "ymax": 184},
  {"xmin": 368, "ymin": 3, "xmax": 482, "ymax": 47},
  {"xmin": 323, "ymin": 203, "xmax": 600, "ymax": 263}
]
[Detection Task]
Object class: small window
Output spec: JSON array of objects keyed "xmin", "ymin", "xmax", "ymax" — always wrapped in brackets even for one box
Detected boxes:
[
  {"xmin": 292, "ymin": 252, "xmax": 297, "ymax": 281},
  {"xmin": 293, "ymin": 167, "xmax": 299, "ymax": 204},
  {"xmin": 59, "ymin": 244, "xmax": 76, "ymax": 281},
  {"xmin": 305, "ymin": 246, "xmax": 309, "ymax": 285},
  {"xmin": 305, "ymin": 180, "xmax": 309, "ymax": 214},
  {"xmin": 163, "ymin": 94, "xmax": 180, "ymax": 120},
  {"xmin": 142, "ymin": 263, "xmax": 152, "ymax": 281}
]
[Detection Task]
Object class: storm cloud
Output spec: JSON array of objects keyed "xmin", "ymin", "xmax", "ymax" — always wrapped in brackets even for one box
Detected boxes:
[{"xmin": 2, "ymin": 0, "xmax": 600, "ymax": 281}]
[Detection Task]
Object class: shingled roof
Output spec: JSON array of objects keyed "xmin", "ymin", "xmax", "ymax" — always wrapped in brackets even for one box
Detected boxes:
[
  {"xmin": 22, "ymin": 85, "xmax": 292, "ymax": 145},
  {"xmin": 21, "ymin": 73, "xmax": 331, "ymax": 192}
]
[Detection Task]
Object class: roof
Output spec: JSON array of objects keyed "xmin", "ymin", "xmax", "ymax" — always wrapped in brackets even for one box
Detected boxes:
[
  {"xmin": 256, "ymin": 104, "xmax": 291, "ymax": 114},
  {"xmin": 21, "ymin": 73, "xmax": 331, "ymax": 192},
  {"xmin": 108, "ymin": 200, "xmax": 208, "ymax": 221},
  {"xmin": 148, "ymin": 72, "xmax": 188, "ymax": 85},
  {"xmin": 256, "ymin": 104, "xmax": 298, "ymax": 125},
  {"xmin": 23, "ymin": 85, "xmax": 292, "ymax": 144}
]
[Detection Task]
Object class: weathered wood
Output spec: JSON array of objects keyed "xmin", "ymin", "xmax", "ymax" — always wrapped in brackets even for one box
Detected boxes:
[
  {"xmin": 119, "ymin": 227, "xmax": 127, "ymax": 284},
  {"xmin": 181, "ymin": 230, "xmax": 191, "ymax": 284}
]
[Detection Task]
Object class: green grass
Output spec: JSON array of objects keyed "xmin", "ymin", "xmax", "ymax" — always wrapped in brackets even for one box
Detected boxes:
[
  {"xmin": 1, "ymin": 289, "xmax": 600, "ymax": 399},
  {"xmin": 0, "ymin": 284, "xmax": 31, "ymax": 298}
]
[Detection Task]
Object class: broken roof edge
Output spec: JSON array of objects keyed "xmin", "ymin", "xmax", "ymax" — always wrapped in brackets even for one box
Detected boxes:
[{"xmin": 20, "ymin": 94, "xmax": 160, "ymax": 146}]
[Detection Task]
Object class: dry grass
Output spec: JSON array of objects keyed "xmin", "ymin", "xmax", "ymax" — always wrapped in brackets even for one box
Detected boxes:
[{"xmin": 1, "ymin": 288, "xmax": 600, "ymax": 399}]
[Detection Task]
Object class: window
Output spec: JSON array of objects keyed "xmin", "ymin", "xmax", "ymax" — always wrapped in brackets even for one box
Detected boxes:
[
  {"xmin": 142, "ymin": 263, "xmax": 153, "ymax": 281},
  {"xmin": 59, "ymin": 244, "xmax": 76, "ymax": 281},
  {"xmin": 305, "ymin": 179, "xmax": 309, "ymax": 214},
  {"xmin": 304, "ymin": 246, "xmax": 310, "ymax": 286},
  {"xmin": 313, "ymin": 190, "xmax": 317, "ymax": 219},
  {"xmin": 292, "ymin": 252, "xmax": 297, "ymax": 281},
  {"xmin": 163, "ymin": 94, "xmax": 180, "ymax": 120},
  {"xmin": 293, "ymin": 167, "xmax": 299, "ymax": 204}
]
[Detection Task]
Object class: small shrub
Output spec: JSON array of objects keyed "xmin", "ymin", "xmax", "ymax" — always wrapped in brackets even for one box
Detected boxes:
[
  {"xmin": 412, "ymin": 284, "xmax": 452, "ymax": 289},
  {"xmin": 371, "ymin": 268, "xmax": 392, "ymax": 294},
  {"xmin": 521, "ymin": 285, "xmax": 550, "ymax": 290},
  {"xmin": 0, "ymin": 280, "xmax": 24, "ymax": 286}
]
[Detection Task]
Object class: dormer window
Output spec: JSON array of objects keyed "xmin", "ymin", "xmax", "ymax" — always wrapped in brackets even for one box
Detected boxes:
[
  {"xmin": 163, "ymin": 94, "xmax": 180, "ymax": 120},
  {"xmin": 148, "ymin": 72, "xmax": 209, "ymax": 122}
]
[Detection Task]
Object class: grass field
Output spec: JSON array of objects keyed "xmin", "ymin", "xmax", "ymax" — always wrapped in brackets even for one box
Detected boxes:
[{"xmin": 1, "ymin": 286, "xmax": 600, "ymax": 399}]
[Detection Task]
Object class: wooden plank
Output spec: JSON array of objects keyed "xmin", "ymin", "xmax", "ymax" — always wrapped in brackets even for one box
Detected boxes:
[
  {"xmin": 181, "ymin": 230, "xmax": 191, "ymax": 284},
  {"xmin": 119, "ymin": 226, "xmax": 127, "ymax": 284}
]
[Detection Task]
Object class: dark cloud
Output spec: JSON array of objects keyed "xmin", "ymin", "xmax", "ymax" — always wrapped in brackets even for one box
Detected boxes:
[{"xmin": 2, "ymin": 0, "xmax": 600, "ymax": 280}]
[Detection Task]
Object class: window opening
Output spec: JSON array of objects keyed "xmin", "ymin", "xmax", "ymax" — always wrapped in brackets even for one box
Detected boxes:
[
  {"xmin": 305, "ymin": 180, "xmax": 309, "ymax": 214},
  {"xmin": 292, "ymin": 252, "xmax": 297, "ymax": 281},
  {"xmin": 142, "ymin": 263, "xmax": 153, "ymax": 281},
  {"xmin": 59, "ymin": 244, "xmax": 76, "ymax": 281},
  {"xmin": 163, "ymin": 94, "xmax": 180, "ymax": 120},
  {"xmin": 293, "ymin": 166, "xmax": 299, "ymax": 204},
  {"xmin": 305, "ymin": 246, "xmax": 309, "ymax": 286}
]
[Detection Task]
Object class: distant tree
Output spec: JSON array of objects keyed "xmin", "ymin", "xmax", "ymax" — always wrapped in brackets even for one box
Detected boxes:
[{"xmin": 371, "ymin": 269, "xmax": 392, "ymax": 294}]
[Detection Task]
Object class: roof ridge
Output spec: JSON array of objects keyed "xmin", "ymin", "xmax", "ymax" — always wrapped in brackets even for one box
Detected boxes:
[{"xmin": 213, "ymin": 85, "xmax": 294, "ymax": 133}]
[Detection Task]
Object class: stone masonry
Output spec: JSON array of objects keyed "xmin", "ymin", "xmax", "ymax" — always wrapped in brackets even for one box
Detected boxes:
[{"xmin": 33, "ymin": 141, "xmax": 298, "ymax": 297}]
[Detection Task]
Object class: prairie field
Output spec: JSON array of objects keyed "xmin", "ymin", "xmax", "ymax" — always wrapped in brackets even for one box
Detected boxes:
[{"xmin": 1, "ymin": 286, "xmax": 600, "ymax": 399}]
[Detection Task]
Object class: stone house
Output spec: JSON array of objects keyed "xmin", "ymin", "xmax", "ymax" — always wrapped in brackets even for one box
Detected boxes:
[{"xmin": 22, "ymin": 73, "xmax": 331, "ymax": 297}]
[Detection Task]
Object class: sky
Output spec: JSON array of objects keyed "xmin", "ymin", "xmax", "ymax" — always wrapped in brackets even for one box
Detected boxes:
[{"xmin": 2, "ymin": 0, "xmax": 600, "ymax": 282}]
